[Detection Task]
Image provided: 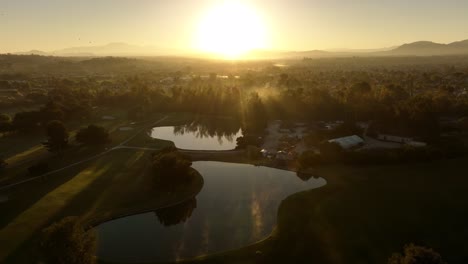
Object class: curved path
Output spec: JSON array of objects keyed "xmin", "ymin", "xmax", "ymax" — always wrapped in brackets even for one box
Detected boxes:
[
  {"xmin": 0, "ymin": 116, "xmax": 246, "ymax": 191},
  {"xmin": 0, "ymin": 116, "xmax": 169, "ymax": 191}
]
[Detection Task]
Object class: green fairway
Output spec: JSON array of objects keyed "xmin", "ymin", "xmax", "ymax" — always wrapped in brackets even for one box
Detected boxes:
[{"xmin": 0, "ymin": 148, "xmax": 203, "ymax": 263}]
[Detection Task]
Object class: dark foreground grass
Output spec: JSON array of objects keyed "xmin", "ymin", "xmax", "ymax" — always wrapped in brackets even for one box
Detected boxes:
[{"xmin": 0, "ymin": 148, "xmax": 203, "ymax": 263}]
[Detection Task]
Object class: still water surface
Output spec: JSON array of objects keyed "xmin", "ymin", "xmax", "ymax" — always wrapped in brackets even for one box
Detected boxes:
[
  {"xmin": 150, "ymin": 125, "xmax": 242, "ymax": 150},
  {"xmin": 96, "ymin": 161, "xmax": 326, "ymax": 262}
]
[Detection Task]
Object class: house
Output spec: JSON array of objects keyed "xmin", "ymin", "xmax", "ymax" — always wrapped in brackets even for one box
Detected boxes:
[
  {"xmin": 378, "ymin": 134, "xmax": 412, "ymax": 144},
  {"xmin": 328, "ymin": 135, "xmax": 364, "ymax": 149}
]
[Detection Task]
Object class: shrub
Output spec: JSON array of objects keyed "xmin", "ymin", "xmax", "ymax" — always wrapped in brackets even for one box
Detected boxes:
[
  {"xmin": 388, "ymin": 244, "xmax": 446, "ymax": 264},
  {"xmin": 40, "ymin": 216, "xmax": 96, "ymax": 264}
]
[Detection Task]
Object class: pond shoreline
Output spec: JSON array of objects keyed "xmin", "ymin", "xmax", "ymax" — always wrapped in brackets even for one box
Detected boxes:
[
  {"xmin": 95, "ymin": 161, "xmax": 326, "ymax": 264},
  {"xmin": 86, "ymin": 168, "xmax": 204, "ymax": 230}
]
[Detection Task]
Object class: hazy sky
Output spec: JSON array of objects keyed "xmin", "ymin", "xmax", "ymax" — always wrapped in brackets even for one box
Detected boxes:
[{"xmin": 1, "ymin": 0, "xmax": 468, "ymax": 53}]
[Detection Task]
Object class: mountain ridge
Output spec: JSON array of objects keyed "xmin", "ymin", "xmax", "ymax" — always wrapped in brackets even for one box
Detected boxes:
[{"xmin": 10, "ymin": 39, "xmax": 468, "ymax": 58}]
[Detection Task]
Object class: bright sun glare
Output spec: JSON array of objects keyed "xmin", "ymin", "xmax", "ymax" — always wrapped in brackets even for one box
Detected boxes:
[{"xmin": 196, "ymin": 1, "xmax": 267, "ymax": 59}]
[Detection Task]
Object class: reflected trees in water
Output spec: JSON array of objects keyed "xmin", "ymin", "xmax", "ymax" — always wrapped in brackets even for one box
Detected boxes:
[
  {"xmin": 154, "ymin": 198, "xmax": 197, "ymax": 226},
  {"xmin": 173, "ymin": 117, "xmax": 242, "ymax": 145}
]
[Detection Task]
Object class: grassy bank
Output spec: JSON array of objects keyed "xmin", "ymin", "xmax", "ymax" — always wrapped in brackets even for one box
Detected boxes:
[
  {"xmin": 174, "ymin": 157, "xmax": 468, "ymax": 264},
  {"xmin": 271, "ymin": 157, "xmax": 468, "ymax": 264},
  {"xmin": 0, "ymin": 148, "xmax": 203, "ymax": 263}
]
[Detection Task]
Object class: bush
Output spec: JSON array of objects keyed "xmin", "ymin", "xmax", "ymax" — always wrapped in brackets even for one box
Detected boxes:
[
  {"xmin": 388, "ymin": 244, "xmax": 446, "ymax": 264},
  {"xmin": 41, "ymin": 216, "xmax": 96, "ymax": 264}
]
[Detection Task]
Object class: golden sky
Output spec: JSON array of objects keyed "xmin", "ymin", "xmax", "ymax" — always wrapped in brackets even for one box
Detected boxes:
[{"xmin": 1, "ymin": 0, "xmax": 468, "ymax": 54}]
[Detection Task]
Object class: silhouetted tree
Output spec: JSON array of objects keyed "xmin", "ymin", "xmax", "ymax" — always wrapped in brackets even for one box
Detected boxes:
[
  {"xmin": 0, "ymin": 158, "xmax": 7, "ymax": 170},
  {"xmin": 40, "ymin": 101, "xmax": 65, "ymax": 123},
  {"xmin": 388, "ymin": 244, "xmax": 446, "ymax": 264},
  {"xmin": 12, "ymin": 111, "xmax": 42, "ymax": 132},
  {"xmin": 152, "ymin": 148, "xmax": 193, "ymax": 192},
  {"xmin": 0, "ymin": 113, "xmax": 11, "ymax": 133},
  {"xmin": 43, "ymin": 120, "xmax": 68, "ymax": 152},
  {"xmin": 76, "ymin": 125, "xmax": 110, "ymax": 146},
  {"xmin": 40, "ymin": 216, "xmax": 96, "ymax": 264}
]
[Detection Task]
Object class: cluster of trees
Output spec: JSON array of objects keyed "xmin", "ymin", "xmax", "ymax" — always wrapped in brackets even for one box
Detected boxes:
[
  {"xmin": 41, "ymin": 120, "xmax": 109, "ymax": 155},
  {"xmin": 151, "ymin": 147, "xmax": 194, "ymax": 192},
  {"xmin": 75, "ymin": 125, "xmax": 110, "ymax": 146},
  {"xmin": 40, "ymin": 217, "xmax": 96, "ymax": 264},
  {"xmin": 2, "ymin": 100, "xmax": 91, "ymax": 134},
  {"xmin": 3, "ymin": 55, "xmax": 468, "ymax": 144}
]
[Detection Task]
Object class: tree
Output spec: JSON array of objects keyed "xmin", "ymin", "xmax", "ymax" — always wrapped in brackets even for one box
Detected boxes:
[
  {"xmin": 244, "ymin": 92, "xmax": 268, "ymax": 133},
  {"xmin": 43, "ymin": 120, "xmax": 68, "ymax": 152},
  {"xmin": 76, "ymin": 125, "xmax": 110, "ymax": 146},
  {"xmin": 40, "ymin": 101, "xmax": 65, "ymax": 123},
  {"xmin": 0, "ymin": 158, "xmax": 7, "ymax": 170},
  {"xmin": 0, "ymin": 113, "xmax": 11, "ymax": 133},
  {"xmin": 152, "ymin": 147, "xmax": 194, "ymax": 192},
  {"xmin": 12, "ymin": 111, "xmax": 42, "ymax": 132},
  {"xmin": 388, "ymin": 244, "xmax": 446, "ymax": 264},
  {"xmin": 40, "ymin": 216, "xmax": 96, "ymax": 264}
]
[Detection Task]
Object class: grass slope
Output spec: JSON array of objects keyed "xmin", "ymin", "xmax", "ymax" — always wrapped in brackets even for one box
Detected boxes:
[
  {"xmin": 272, "ymin": 158, "xmax": 468, "ymax": 264},
  {"xmin": 0, "ymin": 148, "xmax": 203, "ymax": 263}
]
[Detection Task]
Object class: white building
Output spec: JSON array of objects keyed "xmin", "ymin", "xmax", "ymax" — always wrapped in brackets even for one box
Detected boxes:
[
  {"xmin": 328, "ymin": 135, "xmax": 364, "ymax": 149},
  {"xmin": 378, "ymin": 134, "xmax": 412, "ymax": 144}
]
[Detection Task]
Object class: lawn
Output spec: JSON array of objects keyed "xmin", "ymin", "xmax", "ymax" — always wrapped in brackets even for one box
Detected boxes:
[
  {"xmin": 0, "ymin": 148, "xmax": 203, "ymax": 263},
  {"xmin": 174, "ymin": 157, "xmax": 468, "ymax": 264},
  {"xmin": 0, "ymin": 109, "xmax": 165, "ymax": 185},
  {"xmin": 270, "ymin": 157, "xmax": 468, "ymax": 264}
]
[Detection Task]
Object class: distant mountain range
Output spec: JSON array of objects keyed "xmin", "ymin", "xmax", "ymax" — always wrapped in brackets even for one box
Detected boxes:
[
  {"xmin": 14, "ymin": 43, "xmax": 181, "ymax": 57},
  {"xmin": 11, "ymin": 39, "xmax": 468, "ymax": 58}
]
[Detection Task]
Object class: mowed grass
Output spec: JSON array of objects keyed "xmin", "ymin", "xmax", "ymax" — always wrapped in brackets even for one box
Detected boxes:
[
  {"xmin": 0, "ymin": 148, "xmax": 203, "ymax": 263},
  {"xmin": 270, "ymin": 157, "xmax": 468, "ymax": 264},
  {"xmin": 175, "ymin": 157, "xmax": 468, "ymax": 264},
  {"xmin": 0, "ymin": 111, "xmax": 165, "ymax": 185}
]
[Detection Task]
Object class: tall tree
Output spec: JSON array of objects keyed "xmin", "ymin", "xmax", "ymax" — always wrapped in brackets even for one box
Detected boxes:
[
  {"xmin": 43, "ymin": 120, "xmax": 69, "ymax": 152},
  {"xmin": 0, "ymin": 158, "xmax": 7, "ymax": 170},
  {"xmin": 0, "ymin": 113, "xmax": 11, "ymax": 133}
]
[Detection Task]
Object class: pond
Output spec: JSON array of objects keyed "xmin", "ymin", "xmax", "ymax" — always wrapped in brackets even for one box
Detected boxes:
[
  {"xmin": 150, "ymin": 118, "xmax": 243, "ymax": 151},
  {"xmin": 96, "ymin": 161, "xmax": 326, "ymax": 263}
]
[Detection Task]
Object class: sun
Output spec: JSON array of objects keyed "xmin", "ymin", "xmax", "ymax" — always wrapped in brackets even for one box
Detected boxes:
[{"xmin": 196, "ymin": 1, "xmax": 267, "ymax": 59}]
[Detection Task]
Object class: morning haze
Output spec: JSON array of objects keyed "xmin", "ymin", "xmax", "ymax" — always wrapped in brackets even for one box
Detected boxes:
[
  {"xmin": 2, "ymin": 0, "xmax": 468, "ymax": 54},
  {"xmin": 1, "ymin": 1, "xmax": 468, "ymax": 264}
]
